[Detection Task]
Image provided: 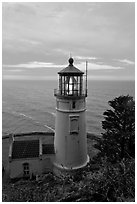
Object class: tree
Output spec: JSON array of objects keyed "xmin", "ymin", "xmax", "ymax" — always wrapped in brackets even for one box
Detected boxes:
[{"xmin": 95, "ymin": 95, "xmax": 135, "ymax": 163}]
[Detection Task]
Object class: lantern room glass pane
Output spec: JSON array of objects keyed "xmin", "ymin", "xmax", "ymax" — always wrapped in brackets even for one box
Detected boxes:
[
  {"xmin": 80, "ymin": 76, "xmax": 83, "ymax": 95},
  {"xmin": 59, "ymin": 75, "xmax": 62, "ymax": 94},
  {"xmin": 59, "ymin": 74, "xmax": 83, "ymax": 96}
]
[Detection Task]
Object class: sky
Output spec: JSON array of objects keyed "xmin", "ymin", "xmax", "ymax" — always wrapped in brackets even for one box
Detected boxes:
[{"xmin": 2, "ymin": 2, "xmax": 135, "ymax": 80}]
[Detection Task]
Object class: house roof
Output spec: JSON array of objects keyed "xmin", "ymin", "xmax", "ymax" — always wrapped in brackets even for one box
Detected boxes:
[
  {"xmin": 12, "ymin": 140, "xmax": 39, "ymax": 159},
  {"xmin": 42, "ymin": 144, "xmax": 55, "ymax": 154}
]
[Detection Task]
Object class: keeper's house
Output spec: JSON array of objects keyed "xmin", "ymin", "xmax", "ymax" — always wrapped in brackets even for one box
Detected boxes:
[{"xmin": 2, "ymin": 132, "xmax": 55, "ymax": 179}]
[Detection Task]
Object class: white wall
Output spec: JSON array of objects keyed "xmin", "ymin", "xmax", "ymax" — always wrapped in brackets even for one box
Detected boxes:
[{"xmin": 10, "ymin": 158, "xmax": 43, "ymax": 179}]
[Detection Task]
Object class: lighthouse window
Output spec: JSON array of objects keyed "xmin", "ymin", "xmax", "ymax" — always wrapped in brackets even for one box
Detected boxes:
[
  {"xmin": 72, "ymin": 101, "xmax": 75, "ymax": 109},
  {"xmin": 70, "ymin": 116, "xmax": 79, "ymax": 134}
]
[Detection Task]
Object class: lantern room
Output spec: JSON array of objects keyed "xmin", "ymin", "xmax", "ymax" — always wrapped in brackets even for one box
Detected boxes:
[{"xmin": 55, "ymin": 58, "xmax": 87, "ymax": 97}]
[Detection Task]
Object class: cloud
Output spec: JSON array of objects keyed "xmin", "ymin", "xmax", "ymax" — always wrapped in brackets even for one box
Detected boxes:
[
  {"xmin": 5, "ymin": 69, "xmax": 23, "ymax": 72},
  {"xmin": 2, "ymin": 75, "xmax": 57, "ymax": 80},
  {"xmin": 76, "ymin": 62, "xmax": 123, "ymax": 71},
  {"xmin": 3, "ymin": 2, "xmax": 135, "ymax": 62},
  {"xmin": 2, "ymin": 3, "xmax": 134, "ymax": 81},
  {"xmin": 19, "ymin": 38, "xmax": 41, "ymax": 45},
  {"xmin": 75, "ymin": 56, "xmax": 97, "ymax": 60},
  {"xmin": 3, "ymin": 61, "xmax": 123, "ymax": 71},
  {"xmin": 3, "ymin": 61, "xmax": 66, "ymax": 69},
  {"xmin": 118, "ymin": 59, "xmax": 135, "ymax": 65}
]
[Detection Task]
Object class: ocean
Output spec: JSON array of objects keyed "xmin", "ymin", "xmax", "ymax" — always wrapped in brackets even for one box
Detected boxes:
[{"xmin": 2, "ymin": 80, "xmax": 135, "ymax": 137}]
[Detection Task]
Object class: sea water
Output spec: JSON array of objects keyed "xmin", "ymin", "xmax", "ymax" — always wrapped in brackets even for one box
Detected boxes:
[{"xmin": 2, "ymin": 80, "xmax": 135, "ymax": 136}]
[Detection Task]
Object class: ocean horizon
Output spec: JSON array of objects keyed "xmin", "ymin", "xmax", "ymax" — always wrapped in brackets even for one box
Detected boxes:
[{"xmin": 2, "ymin": 79, "xmax": 135, "ymax": 137}]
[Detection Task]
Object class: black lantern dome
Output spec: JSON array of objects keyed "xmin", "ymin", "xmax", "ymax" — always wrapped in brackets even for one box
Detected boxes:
[{"xmin": 58, "ymin": 58, "xmax": 84, "ymax": 75}]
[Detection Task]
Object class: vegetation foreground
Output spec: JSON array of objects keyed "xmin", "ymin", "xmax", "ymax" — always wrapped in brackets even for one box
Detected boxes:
[
  {"xmin": 3, "ymin": 158, "xmax": 135, "ymax": 202},
  {"xmin": 2, "ymin": 95, "xmax": 135, "ymax": 202}
]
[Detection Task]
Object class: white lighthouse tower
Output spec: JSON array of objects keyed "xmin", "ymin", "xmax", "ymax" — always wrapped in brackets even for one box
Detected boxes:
[{"xmin": 54, "ymin": 58, "xmax": 89, "ymax": 173}]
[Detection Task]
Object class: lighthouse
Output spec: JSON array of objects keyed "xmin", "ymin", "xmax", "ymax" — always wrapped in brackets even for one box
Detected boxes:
[{"xmin": 54, "ymin": 57, "xmax": 89, "ymax": 173}]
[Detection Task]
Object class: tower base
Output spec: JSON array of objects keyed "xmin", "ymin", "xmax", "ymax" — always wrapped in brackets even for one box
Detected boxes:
[{"xmin": 53, "ymin": 155, "xmax": 90, "ymax": 177}]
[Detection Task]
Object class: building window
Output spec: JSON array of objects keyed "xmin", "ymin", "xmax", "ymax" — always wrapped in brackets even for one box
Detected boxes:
[
  {"xmin": 23, "ymin": 163, "xmax": 29, "ymax": 177},
  {"xmin": 70, "ymin": 115, "xmax": 79, "ymax": 134}
]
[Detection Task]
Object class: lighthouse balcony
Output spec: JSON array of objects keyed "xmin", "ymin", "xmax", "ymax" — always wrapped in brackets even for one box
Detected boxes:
[{"xmin": 54, "ymin": 89, "xmax": 87, "ymax": 99}]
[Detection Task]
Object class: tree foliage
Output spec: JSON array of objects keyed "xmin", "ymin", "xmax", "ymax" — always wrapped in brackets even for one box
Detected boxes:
[{"xmin": 95, "ymin": 95, "xmax": 135, "ymax": 163}]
